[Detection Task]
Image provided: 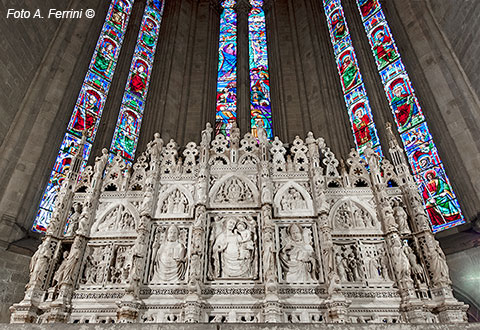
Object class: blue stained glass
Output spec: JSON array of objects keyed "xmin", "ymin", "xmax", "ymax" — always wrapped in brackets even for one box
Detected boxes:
[
  {"xmin": 111, "ymin": 129, "xmax": 138, "ymax": 161},
  {"xmin": 76, "ymin": 85, "xmax": 105, "ymax": 116},
  {"xmin": 122, "ymin": 93, "xmax": 145, "ymax": 113},
  {"xmin": 33, "ymin": 209, "xmax": 52, "ymax": 232},
  {"xmin": 216, "ymin": 6, "xmax": 238, "ymax": 136},
  {"xmin": 379, "ymin": 59, "xmax": 405, "ymax": 85},
  {"xmin": 84, "ymin": 72, "xmax": 110, "ymax": 95},
  {"xmin": 116, "ymin": 106, "xmax": 142, "ymax": 136},
  {"xmin": 355, "ymin": 0, "xmax": 465, "ymax": 232},
  {"xmin": 405, "ymin": 140, "xmax": 441, "ymax": 174},
  {"xmin": 33, "ymin": 0, "xmax": 135, "ymax": 232},
  {"xmin": 222, "ymin": 0, "xmax": 236, "ymax": 8},
  {"xmin": 109, "ymin": 1, "xmax": 165, "ymax": 162},
  {"xmin": 67, "ymin": 106, "xmax": 100, "ymax": 142},
  {"xmin": 249, "ymin": 4, "xmax": 273, "ymax": 139},
  {"xmin": 322, "ymin": 0, "xmax": 383, "ymax": 159}
]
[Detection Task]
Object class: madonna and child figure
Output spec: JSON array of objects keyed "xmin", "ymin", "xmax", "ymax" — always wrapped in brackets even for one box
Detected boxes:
[{"xmin": 211, "ymin": 217, "xmax": 256, "ymax": 279}]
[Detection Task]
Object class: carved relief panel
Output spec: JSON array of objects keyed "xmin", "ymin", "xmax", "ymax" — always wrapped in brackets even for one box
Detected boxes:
[
  {"xmin": 206, "ymin": 214, "xmax": 259, "ymax": 281},
  {"xmin": 154, "ymin": 185, "xmax": 194, "ymax": 218},
  {"xmin": 277, "ymin": 222, "xmax": 322, "ymax": 284},
  {"xmin": 91, "ymin": 202, "xmax": 138, "ymax": 236},
  {"xmin": 330, "ymin": 198, "xmax": 379, "ymax": 233},
  {"xmin": 273, "ymin": 182, "xmax": 314, "ymax": 217},
  {"xmin": 146, "ymin": 223, "xmax": 190, "ymax": 284}
]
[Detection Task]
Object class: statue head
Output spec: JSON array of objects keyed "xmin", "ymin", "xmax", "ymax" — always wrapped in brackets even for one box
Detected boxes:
[
  {"xmin": 237, "ymin": 221, "xmax": 247, "ymax": 231},
  {"xmin": 167, "ymin": 225, "xmax": 179, "ymax": 242},
  {"xmin": 288, "ymin": 224, "xmax": 303, "ymax": 242},
  {"xmin": 226, "ymin": 218, "xmax": 237, "ymax": 231}
]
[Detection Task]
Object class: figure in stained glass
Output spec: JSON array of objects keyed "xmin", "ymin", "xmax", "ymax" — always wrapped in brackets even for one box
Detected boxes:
[
  {"xmin": 339, "ymin": 50, "xmax": 360, "ymax": 91},
  {"xmin": 388, "ymin": 77, "xmax": 422, "ymax": 131},
  {"xmin": 92, "ymin": 38, "xmax": 118, "ymax": 80},
  {"xmin": 358, "ymin": 0, "xmax": 378, "ymax": 18},
  {"xmin": 407, "ymin": 141, "xmax": 441, "ymax": 174},
  {"xmin": 420, "ymin": 169, "xmax": 461, "ymax": 226},
  {"xmin": 330, "ymin": 9, "xmax": 347, "ymax": 41},
  {"xmin": 110, "ymin": 0, "xmax": 129, "ymax": 30},
  {"xmin": 129, "ymin": 59, "xmax": 148, "ymax": 98},
  {"xmin": 141, "ymin": 18, "xmax": 158, "ymax": 51},
  {"xmin": 69, "ymin": 106, "xmax": 97, "ymax": 138},
  {"xmin": 217, "ymin": 81, "xmax": 237, "ymax": 105},
  {"xmin": 119, "ymin": 109, "xmax": 140, "ymax": 136},
  {"xmin": 218, "ymin": 43, "xmax": 237, "ymax": 80},
  {"xmin": 370, "ymin": 25, "xmax": 398, "ymax": 68},
  {"xmin": 351, "ymin": 103, "xmax": 372, "ymax": 146}
]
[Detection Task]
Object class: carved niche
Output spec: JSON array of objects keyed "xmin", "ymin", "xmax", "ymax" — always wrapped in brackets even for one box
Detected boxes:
[
  {"xmin": 147, "ymin": 224, "xmax": 189, "ymax": 284},
  {"xmin": 91, "ymin": 203, "xmax": 138, "ymax": 235},
  {"xmin": 278, "ymin": 223, "xmax": 321, "ymax": 283},
  {"xmin": 207, "ymin": 215, "xmax": 259, "ymax": 281},
  {"xmin": 80, "ymin": 245, "xmax": 111, "ymax": 286},
  {"xmin": 330, "ymin": 199, "xmax": 378, "ymax": 232},
  {"xmin": 209, "ymin": 174, "xmax": 259, "ymax": 207},
  {"xmin": 273, "ymin": 181, "xmax": 314, "ymax": 217},
  {"xmin": 154, "ymin": 185, "xmax": 194, "ymax": 218}
]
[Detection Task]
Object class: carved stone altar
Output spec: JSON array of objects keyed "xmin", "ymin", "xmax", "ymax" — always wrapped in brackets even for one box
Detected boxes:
[{"xmin": 10, "ymin": 124, "xmax": 468, "ymax": 324}]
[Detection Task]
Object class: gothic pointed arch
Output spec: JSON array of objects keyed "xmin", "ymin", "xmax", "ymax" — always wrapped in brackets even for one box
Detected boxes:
[
  {"xmin": 329, "ymin": 197, "xmax": 378, "ymax": 232},
  {"xmin": 273, "ymin": 181, "xmax": 314, "ymax": 217},
  {"xmin": 91, "ymin": 201, "xmax": 139, "ymax": 235},
  {"xmin": 209, "ymin": 173, "xmax": 259, "ymax": 207},
  {"xmin": 154, "ymin": 184, "xmax": 194, "ymax": 218}
]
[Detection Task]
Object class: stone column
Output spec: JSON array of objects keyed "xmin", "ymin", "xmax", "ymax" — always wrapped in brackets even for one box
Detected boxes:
[
  {"xmin": 44, "ymin": 147, "xmax": 109, "ymax": 323},
  {"xmin": 116, "ymin": 135, "xmax": 163, "ymax": 323},
  {"xmin": 10, "ymin": 137, "xmax": 94, "ymax": 323},
  {"xmin": 183, "ymin": 124, "xmax": 212, "ymax": 322},
  {"xmin": 364, "ymin": 146, "xmax": 426, "ymax": 323},
  {"xmin": 307, "ymin": 132, "xmax": 350, "ymax": 323},
  {"xmin": 258, "ymin": 134, "xmax": 281, "ymax": 321},
  {"xmin": 385, "ymin": 124, "xmax": 468, "ymax": 322}
]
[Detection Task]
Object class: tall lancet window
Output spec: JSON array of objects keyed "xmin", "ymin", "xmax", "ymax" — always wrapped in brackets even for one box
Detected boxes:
[
  {"xmin": 110, "ymin": 0, "xmax": 166, "ymax": 162},
  {"xmin": 215, "ymin": 0, "xmax": 238, "ymax": 137},
  {"xmin": 248, "ymin": 0, "xmax": 273, "ymax": 139},
  {"xmin": 33, "ymin": 0, "xmax": 135, "ymax": 232},
  {"xmin": 322, "ymin": 0, "xmax": 382, "ymax": 158},
  {"xmin": 354, "ymin": 0, "xmax": 465, "ymax": 232}
]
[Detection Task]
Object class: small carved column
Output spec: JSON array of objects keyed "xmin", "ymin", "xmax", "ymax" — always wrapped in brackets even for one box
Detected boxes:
[
  {"xmin": 117, "ymin": 134, "xmax": 164, "ymax": 323},
  {"xmin": 46, "ymin": 148, "xmax": 109, "ymax": 323},
  {"xmin": 184, "ymin": 205, "xmax": 207, "ymax": 323},
  {"xmin": 183, "ymin": 124, "xmax": 212, "ymax": 322},
  {"xmin": 385, "ymin": 124, "xmax": 468, "ymax": 322},
  {"xmin": 364, "ymin": 146, "xmax": 426, "ymax": 323},
  {"xmin": 258, "ymin": 133, "xmax": 281, "ymax": 322},
  {"xmin": 10, "ymin": 136, "xmax": 92, "ymax": 323}
]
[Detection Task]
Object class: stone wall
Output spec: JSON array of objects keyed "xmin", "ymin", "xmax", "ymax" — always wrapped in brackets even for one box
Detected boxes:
[
  {"xmin": 428, "ymin": 0, "xmax": 480, "ymax": 99},
  {"xmin": 0, "ymin": 248, "xmax": 31, "ymax": 323},
  {"xmin": 0, "ymin": 0, "xmax": 69, "ymax": 146}
]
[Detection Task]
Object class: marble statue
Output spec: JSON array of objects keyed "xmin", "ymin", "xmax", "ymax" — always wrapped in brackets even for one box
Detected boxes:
[
  {"xmin": 11, "ymin": 128, "xmax": 467, "ymax": 325},
  {"xmin": 152, "ymin": 225, "xmax": 186, "ymax": 282},
  {"xmin": 280, "ymin": 224, "xmax": 317, "ymax": 282}
]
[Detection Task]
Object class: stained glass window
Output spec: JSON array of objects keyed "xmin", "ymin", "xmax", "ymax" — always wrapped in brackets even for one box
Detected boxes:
[
  {"xmin": 215, "ymin": 0, "xmax": 238, "ymax": 137},
  {"xmin": 354, "ymin": 0, "xmax": 465, "ymax": 232},
  {"xmin": 248, "ymin": 0, "xmax": 273, "ymax": 139},
  {"xmin": 110, "ymin": 0, "xmax": 165, "ymax": 162},
  {"xmin": 33, "ymin": 0, "xmax": 135, "ymax": 233},
  {"xmin": 322, "ymin": 0, "xmax": 383, "ymax": 158}
]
